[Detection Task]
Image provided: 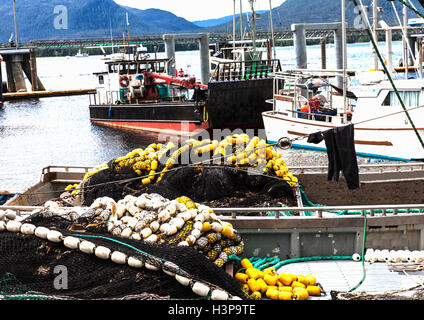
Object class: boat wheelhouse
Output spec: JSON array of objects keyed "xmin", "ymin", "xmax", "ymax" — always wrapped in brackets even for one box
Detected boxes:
[{"xmin": 89, "ymin": 53, "xmax": 209, "ymax": 139}]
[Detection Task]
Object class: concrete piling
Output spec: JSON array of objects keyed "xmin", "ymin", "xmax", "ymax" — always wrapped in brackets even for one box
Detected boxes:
[
  {"xmin": 163, "ymin": 34, "xmax": 176, "ymax": 77},
  {"xmin": 163, "ymin": 33, "xmax": 210, "ymax": 86},
  {"xmin": 291, "ymin": 22, "xmax": 344, "ymax": 87},
  {"xmin": 292, "ymin": 24, "xmax": 307, "ymax": 69},
  {"xmin": 0, "ymin": 47, "xmax": 45, "ymax": 93}
]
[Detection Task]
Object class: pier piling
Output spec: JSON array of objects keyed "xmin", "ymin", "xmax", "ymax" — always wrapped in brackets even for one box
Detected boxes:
[
  {"xmin": 291, "ymin": 22, "xmax": 344, "ymax": 87},
  {"xmin": 0, "ymin": 47, "xmax": 45, "ymax": 93},
  {"xmin": 163, "ymin": 33, "xmax": 210, "ymax": 85},
  {"xmin": 0, "ymin": 56, "xmax": 3, "ymax": 106}
]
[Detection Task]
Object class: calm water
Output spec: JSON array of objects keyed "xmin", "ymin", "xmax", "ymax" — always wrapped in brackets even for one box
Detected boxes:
[{"xmin": 0, "ymin": 42, "xmax": 405, "ymax": 192}]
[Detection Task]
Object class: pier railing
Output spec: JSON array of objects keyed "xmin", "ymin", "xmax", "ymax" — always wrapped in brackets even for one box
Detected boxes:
[{"xmin": 211, "ymin": 59, "xmax": 281, "ymax": 82}]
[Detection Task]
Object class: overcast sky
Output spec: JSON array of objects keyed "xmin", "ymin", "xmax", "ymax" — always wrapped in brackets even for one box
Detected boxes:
[{"xmin": 114, "ymin": 0, "xmax": 285, "ymax": 22}]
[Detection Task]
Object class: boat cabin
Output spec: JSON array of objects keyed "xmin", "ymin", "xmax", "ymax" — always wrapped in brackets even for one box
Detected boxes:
[
  {"xmin": 269, "ymin": 70, "xmax": 357, "ymax": 125},
  {"xmin": 92, "ymin": 57, "xmax": 174, "ymax": 105}
]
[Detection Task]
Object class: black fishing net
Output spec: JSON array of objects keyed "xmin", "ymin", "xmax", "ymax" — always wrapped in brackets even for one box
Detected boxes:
[
  {"xmin": 0, "ymin": 210, "xmax": 246, "ymax": 300},
  {"xmin": 70, "ymin": 134, "xmax": 298, "ymax": 211},
  {"xmin": 81, "ymin": 165, "xmax": 296, "ymax": 211}
]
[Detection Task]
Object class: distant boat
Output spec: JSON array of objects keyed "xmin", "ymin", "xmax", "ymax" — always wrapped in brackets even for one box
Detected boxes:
[{"xmin": 75, "ymin": 49, "xmax": 88, "ymax": 58}]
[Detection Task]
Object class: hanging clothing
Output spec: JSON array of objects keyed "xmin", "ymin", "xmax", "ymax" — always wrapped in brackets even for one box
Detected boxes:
[{"xmin": 308, "ymin": 124, "xmax": 359, "ymax": 190}]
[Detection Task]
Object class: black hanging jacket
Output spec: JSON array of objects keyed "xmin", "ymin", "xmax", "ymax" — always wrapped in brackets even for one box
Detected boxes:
[{"xmin": 308, "ymin": 124, "xmax": 359, "ymax": 190}]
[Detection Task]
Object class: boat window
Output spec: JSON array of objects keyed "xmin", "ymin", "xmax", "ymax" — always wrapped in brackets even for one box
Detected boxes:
[
  {"xmin": 382, "ymin": 91, "xmax": 420, "ymax": 107},
  {"xmin": 148, "ymin": 62, "xmax": 155, "ymax": 72},
  {"xmin": 109, "ymin": 64, "xmax": 118, "ymax": 73},
  {"xmin": 98, "ymin": 75, "xmax": 104, "ymax": 85},
  {"xmin": 119, "ymin": 63, "xmax": 128, "ymax": 75},
  {"xmin": 129, "ymin": 63, "xmax": 137, "ymax": 74},
  {"xmin": 158, "ymin": 62, "xmax": 165, "ymax": 72},
  {"xmin": 138, "ymin": 63, "xmax": 147, "ymax": 73}
]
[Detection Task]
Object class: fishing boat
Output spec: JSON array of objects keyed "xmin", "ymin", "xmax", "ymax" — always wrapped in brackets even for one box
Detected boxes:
[
  {"xmin": 4, "ymin": 161, "xmax": 424, "ymax": 260},
  {"xmin": 89, "ymin": 0, "xmax": 281, "ymax": 138},
  {"xmin": 261, "ymin": 68, "xmax": 424, "ymax": 161},
  {"xmin": 262, "ymin": 0, "xmax": 424, "ymax": 162},
  {"xmin": 89, "ymin": 48, "xmax": 209, "ymax": 138}
]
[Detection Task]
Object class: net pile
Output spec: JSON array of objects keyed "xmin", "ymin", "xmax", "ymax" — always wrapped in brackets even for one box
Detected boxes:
[
  {"xmin": 66, "ymin": 134, "xmax": 297, "ymax": 209},
  {"xmin": 0, "ymin": 194, "xmax": 247, "ymax": 300}
]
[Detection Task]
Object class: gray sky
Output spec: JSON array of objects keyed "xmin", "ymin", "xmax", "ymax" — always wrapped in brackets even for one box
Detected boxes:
[{"xmin": 114, "ymin": 0, "xmax": 284, "ymax": 22}]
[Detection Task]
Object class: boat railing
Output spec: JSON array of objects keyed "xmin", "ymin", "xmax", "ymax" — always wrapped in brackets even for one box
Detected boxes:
[
  {"xmin": 291, "ymin": 162, "xmax": 424, "ymax": 175},
  {"xmin": 40, "ymin": 165, "xmax": 94, "ymax": 183},
  {"xmin": 4, "ymin": 203, "xmax": 424, "ymax": 221},
  {"xmin": 284, "ymin": 108, "xmax": 336, "ymax": 123},
  {"xmin": 89, "ymin": 90, "xmax": 121, "ymax": 105},
  {"xmin": 213, "ymin": 203, "xmax": 424, "ymax": 219},
  {"xmin": 211, "ymin": 59, "xmax": 281, "ymax": 82}
]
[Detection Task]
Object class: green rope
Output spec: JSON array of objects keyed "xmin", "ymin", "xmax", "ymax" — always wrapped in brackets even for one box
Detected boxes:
[
  {"xmin": 397, "ymin": 0, "xmax": 424, "ymax": 20},
  {"xmin": 348, "ymin": 206, "xmax": 367, "ymax": 292},
  {"xmin": 350, "ymin": 0, "xmax": 424, "ymax": 151}
]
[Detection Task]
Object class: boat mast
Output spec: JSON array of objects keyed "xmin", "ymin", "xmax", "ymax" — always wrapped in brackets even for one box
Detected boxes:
[
  {"xmin": 248, "ymin": 0, "xmax": 257, "ymax": 57},
  {"xmin": 126, "ymin": 12, "xmax": 130, "ymax": 59},
  {"xmin": 269, "ymin": 0, "xmax": 276, "ymax": 61},
  {"xmin": 342, "ymin": 0, "xmax": 348, "ymax": 119},
  {"xmin": 403, "ymin": 3, "xmax": 408, "ymax": 80},
  {"xmin": 12, "ymin": 0, "xmax": 19, "ymax": 48},
  {"xmin": 372, "ymin": 0, "xmax": 378, "ymax": 71},
  {"xmin": 240, "ymin": 0, "xmax": 244, "ymax": 40},
  {"xmin": 233, "ymin": 0, "xmax": 236, "ymax": 54}
]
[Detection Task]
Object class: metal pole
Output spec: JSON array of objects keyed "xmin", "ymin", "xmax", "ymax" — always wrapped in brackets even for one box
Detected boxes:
[
  {"xmin": 269, "ymin": 0, "xmax": 276, "ymax": 61},
  {"xmin": 342, "ymin": 0, "xmax": 348, "ymax": 117},
  {"xmin": 126, "ymin": 13, "xmax": 130, "ymax": 59},
  {"xmin": 386, "ymin": 28, "xmax": 393, "ymax": 73},
  {"xmin": 403, "ymin": 4, "xmax": 408, "ymax": 79},
  {"xmin": 249, "ymin": 0, "xmax": 257, "ymax": 56},
  {"xmin": 372, "ymin": 0, "xmax": 378, "ymax": 71},
  {"xmin": 0, "ymin": 56, "xmax": 3, "ymax": 106},
  {"xmin": 233, "ymin": 0, "xmax": 236, "ymax": 54},
  {"xmin": 419, "ymin": 38, "xmax": 423, "ymax": 79},
  {"xmin": 240, "ymin": 0, "xmax": 243, "ymax": 40},
  {"xmin": 12, "ymin": 0, "xmax": 19, "ymax": 48}
]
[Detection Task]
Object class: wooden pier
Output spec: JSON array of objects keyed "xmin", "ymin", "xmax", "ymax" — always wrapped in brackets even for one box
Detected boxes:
[
  {"xmin": 3, "ymin": 88, "xmax": 96, "ymax": 101},
  {"xmin": 0, "ymin": 47, "xmax": 44, "ymax": 93},
  {"xmin": 0, "ymin": 46, "xmax": 96, "ymax": 103}
]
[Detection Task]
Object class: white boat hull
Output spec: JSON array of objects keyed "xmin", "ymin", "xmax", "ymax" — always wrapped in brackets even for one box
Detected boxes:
[{"xmin": 262, "ymin": 111, "xmax": 424, "ymax": 161}]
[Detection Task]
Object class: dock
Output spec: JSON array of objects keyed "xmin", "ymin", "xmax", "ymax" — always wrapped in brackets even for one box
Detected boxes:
[{"xmin": 3, "ymin": 88, "xmax": 96, "ymax": 101}]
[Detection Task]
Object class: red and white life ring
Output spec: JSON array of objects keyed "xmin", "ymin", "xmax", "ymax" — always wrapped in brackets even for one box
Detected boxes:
[{"xmin": 119, "ymin": 75, "xmax": 130, "ymax": 88}]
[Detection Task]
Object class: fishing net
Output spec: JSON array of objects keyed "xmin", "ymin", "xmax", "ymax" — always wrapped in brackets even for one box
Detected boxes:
[
  {"xmin": 0, "ymin": 196, "xmax": 247, "ymax": 300},
  {"xmin": 0, "ymin": 135, "xmax": 299, "ymax": 300},
  {"xmin": 69, "ymin": 134, "xmax": 297, "ymax": 210}
]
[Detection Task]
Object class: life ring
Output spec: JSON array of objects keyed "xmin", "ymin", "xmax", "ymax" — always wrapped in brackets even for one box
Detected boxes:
[{"xmin": 119, "ymin": 75, "xmax": 130, "ymax": 88}]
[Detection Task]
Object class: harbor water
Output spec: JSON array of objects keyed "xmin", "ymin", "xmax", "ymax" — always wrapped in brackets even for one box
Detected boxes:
[{"xmin": 0, "ymin": 42, "xmax": 405, "ymax": 193}]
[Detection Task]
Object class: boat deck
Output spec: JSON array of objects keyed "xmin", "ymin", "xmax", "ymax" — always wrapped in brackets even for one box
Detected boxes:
[{"xmin": 278, "ymin": 260, "xmax": 424, "ymax": 300}]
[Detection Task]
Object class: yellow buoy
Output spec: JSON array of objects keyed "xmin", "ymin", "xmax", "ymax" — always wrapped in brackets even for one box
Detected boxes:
[
  {"xmin": 278, "ymin": 291, "xmax": 293, "ymax": 300},
  {"xmin": 293, "ymin": 287, "xmax": 309, "ymax": 300},
  {"xmin": 306, "ymin": 285, "xmax": 321, "ymax": 296},
  {"xmin": 235, "ymin": 273, "xmax": 249, "ymax": 284},
  {"xmin": 265, "ymin": 288, "xmax": 279, "ymax": 300},
  {"xmin": 240, "ymin": 258, "xmax": 253, "ymax": 269}
]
